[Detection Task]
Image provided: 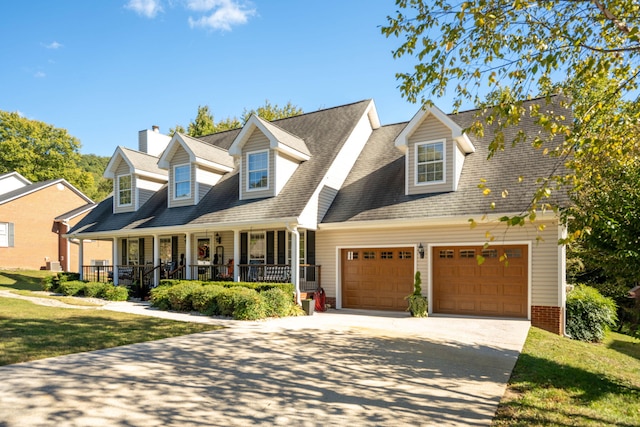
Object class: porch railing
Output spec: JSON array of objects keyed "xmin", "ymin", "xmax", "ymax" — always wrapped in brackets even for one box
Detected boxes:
[{"xmin": 81, "ymin": 263, "xmax": 321, "ymax": 292}]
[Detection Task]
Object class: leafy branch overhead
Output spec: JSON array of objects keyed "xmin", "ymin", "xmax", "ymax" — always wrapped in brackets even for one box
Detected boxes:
[{"xmin": 382, "ymin": 0, "xmax": 640, "ymax": 235}]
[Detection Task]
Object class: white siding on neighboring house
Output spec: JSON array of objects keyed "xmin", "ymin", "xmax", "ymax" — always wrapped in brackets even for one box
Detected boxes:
[
  {"xmin": 316, "ymin": 219, "xmax": 564, "ymax": 316},
  {"xmin": 407, "ymin": 114, "xmax": 455, "ymax": 195},
  {"xmin": 196, "ymin": 167, "xmax": 224, "ymax": 203},
  {"xmin": 137, "ymin": 177, "xmax": 165, "ymax": 209}
]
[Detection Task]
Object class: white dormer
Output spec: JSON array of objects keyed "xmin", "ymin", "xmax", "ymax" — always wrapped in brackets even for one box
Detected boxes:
[
  {"xmin": 158, "ymin": 133, "xmax": 234, "ymax": 208},
  {"xmin": 395, "ymin": 104, "xmax": 474, "ymax": 195},
  {"xmin": 104, "ymin": 147, "xmax": 168, "ymax": 213},
  {"xmin": 228, "ymin": 115, "xmax": 311, "ymax": 201}
]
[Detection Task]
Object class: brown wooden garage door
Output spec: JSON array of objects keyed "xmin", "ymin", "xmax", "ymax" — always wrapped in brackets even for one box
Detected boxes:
[
  {"xmin": 432, "ymin": 245, "xmax": 528, "ymax": 318},
  {"xmin": 341, "ymin": 247, "xmax": 414, "ymax": 310}
]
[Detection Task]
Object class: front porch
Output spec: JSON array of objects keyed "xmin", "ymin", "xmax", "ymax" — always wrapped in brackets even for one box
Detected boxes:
[{"xmin": 81, "ymin": 263, "xmax": 321, "ymax": 295}]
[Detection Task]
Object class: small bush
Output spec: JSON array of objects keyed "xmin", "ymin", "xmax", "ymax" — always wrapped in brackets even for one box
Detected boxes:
[
  {"xmin": 192, "ymin": 284, "xmax": 225, "ymax": 315},
  {"xmin": 102, "ymin": 285, "xmax": 129, "ymax": 301},
  {"xmin": 41, "ymin": 275, "xmax": 56, "ymax": 292},
  {"xmin": 232, "ymin": 289, "xmax": 266, "ymax": 320},
  {"xmin": 150, "ymin": 285, "xmax": 172, "ymax": 310},
  {"xmin": 167, "ymin": 281, "xmax": 204, "ymax": 311},
  {"xmin": 261, "ymin": 287, "xmax": 294, "ymax": 318},
  {"xmin": 566, "ymin": 284, "xmax": 618, "ymax": 342},
  {"xmin": 58, "ymin": 280, "xmax": 86, "ymax": 297},
  {"xmin": 83, "ymin": 282, "xmax": 108, "ymax": 298},
  {"xmin": 58, "ymin": 272, "xmax": 81, "ymax": 283}
]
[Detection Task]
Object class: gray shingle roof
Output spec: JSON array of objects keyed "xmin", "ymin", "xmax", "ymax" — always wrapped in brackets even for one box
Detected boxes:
[
  {"xmin": 177, "ymin": 133, "xmax": 235, "ymax": 169},
  {"xmin": 321, "ymin": 97, "xmax": 571, "ymax": 224},
  {"xmin": 70, "ymin": 100, "xmax": 373, "ymax": 234},
  {"xmin": 119, "ymin": 147, "xmax": 168, "ymax": 177},
  {"xmin": 254, "ymin": 116, "xmax": 311, "ymax": 157}
]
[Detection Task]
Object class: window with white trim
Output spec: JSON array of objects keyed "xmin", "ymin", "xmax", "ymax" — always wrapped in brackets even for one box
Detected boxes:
[
  {"xmin": 0, "ymin": 222, "xmax": 13, "ymax": 247},
  {"xmin": 416, "ymin": 141, "xmax": 445, "ymax": 184},
  {"xmin": 249, "ymin": 232, "xmax": 266, "ymax": 264},
  {"xmin": 174, "ymin": 164, "xmax": 191, "ymax": 199},
  {"xmin": 117, "ymin": 174, "xmax": 132, "ymax": 206},
  {"xmin": 247, "ymin": 150, "xmax": 269, "ymax": 190}
]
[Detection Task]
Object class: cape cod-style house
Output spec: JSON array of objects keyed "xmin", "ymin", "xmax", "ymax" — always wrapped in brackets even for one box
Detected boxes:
[{"xmin": 67, "ymin": 98, "xmax": 569, "ymax": 334}]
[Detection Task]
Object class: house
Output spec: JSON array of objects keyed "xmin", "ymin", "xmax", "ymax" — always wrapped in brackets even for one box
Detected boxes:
[
  {"xmin": 0, "ymin": 172, "xmax": 112, "ymax": 272},
  {"xmin": 67, "ymin": 98, "xmax": 569, "ymax": 334}
]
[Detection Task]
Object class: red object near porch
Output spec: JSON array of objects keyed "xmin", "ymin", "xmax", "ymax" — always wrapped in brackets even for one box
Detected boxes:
[{"xmin": 314, "ymin": 287, "xmax": 326, "ymax": 312}]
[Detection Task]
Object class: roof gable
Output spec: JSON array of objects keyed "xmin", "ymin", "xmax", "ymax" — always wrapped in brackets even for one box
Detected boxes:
[
  {"xmin": 228, "ymin": 115, "xmax": 311, "ymax": 161},
  {"xmin": 158, "ymin": 133, "xmax": 234, "ymax": 172},
  {"xmin": 395, "ymin": 104, "xmax": 475, "ymax": 154},
  {"xmin": 0, "ymin": 178, "xmax": 93, "ymax": 206},
  {"xmin": 0, "ymin": 171, "xmax": 31, "ymax": 196},
  {"xmin": 104, "ymin": 146, "xmax": 168, "ymax": 180}
]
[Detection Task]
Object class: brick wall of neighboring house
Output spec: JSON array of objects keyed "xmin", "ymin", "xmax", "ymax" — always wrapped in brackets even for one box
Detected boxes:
[
  {"xmin": 0, "ymin": 183, "xmax": 111, "ymax": 272},
  {"xmin": 531, "ymin": 305, "xmax": 563, "ymax": 335}
]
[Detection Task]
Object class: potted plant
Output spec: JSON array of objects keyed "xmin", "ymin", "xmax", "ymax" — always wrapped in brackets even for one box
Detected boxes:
[{"xmin": 406, "ymin": 271, "xmax": 428, "ymax": 317}]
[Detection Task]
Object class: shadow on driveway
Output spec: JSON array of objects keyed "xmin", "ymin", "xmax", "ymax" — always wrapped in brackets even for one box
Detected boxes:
[{"xmin": 0, "ymin": 313, "xmax": 529, "ymax": 426}]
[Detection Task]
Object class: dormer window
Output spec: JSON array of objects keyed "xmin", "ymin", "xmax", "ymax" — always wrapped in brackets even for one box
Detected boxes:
[
  {"xmin": 247, "ymin": 150, "xmax": 269, "ymax": 191},
  {"xmin": 416, "ymin": 141, "xmax": 445, "ymax": 185},
  {"xmin": 117, "ymin": 174, "xmax": 132, "ymax": 206},
  {"xmin": 174, "ymin": 164, "xmax": 191, "ymax": 199}
]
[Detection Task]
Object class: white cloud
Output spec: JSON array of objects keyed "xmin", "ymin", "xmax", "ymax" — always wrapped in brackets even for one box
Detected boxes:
[
  {"xmin": 44, "ymin": 41, "xmax": 63, "ymax": 49},
  {"xmin": 34, "ymin": 71, "xmax": 46, "ymax": 78},
  {"xmin": 125, "ymin": 0, "xmax": 163, "ymax": 18},
  {"xmin": 187, "ymin": 0, "xmax": 255, "ymax": 31}
]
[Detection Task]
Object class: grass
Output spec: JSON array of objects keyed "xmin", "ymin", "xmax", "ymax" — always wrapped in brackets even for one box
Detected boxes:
[
  {"xmin": 493, "ymin": 327, "xmax": 640, "ymax": 426},
  {"xmin": 0, "ymin": 270, "xmax": 222, "ymax": 366}
]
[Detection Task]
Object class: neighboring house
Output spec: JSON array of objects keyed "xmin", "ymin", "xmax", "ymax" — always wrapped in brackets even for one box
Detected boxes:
[
  {"xmin": 0, "ymin": 172, "xmax": 112, "ymax": 272},
  {"xmin": 67, "ymin": 98, "xmax": 570, "ymax": 334}
]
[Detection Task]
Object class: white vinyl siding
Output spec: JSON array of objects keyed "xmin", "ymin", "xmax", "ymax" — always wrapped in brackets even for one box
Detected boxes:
[{"xmin": 316, "ymin": 220, "xmax": 563, "ymax": 315}]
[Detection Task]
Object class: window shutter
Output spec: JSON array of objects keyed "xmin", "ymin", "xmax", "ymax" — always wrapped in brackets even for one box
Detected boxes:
[
  {"xmin": 266, "ymin": 231, "xmax": 275, "ymax": 264},
  {"xmin": 240, "ymin": 233, "xmax": 248, "ymax": 264},
  {"xmin": 139, "ymin": 238, "xmax": 145, "ymax": 264},
  {"xmin": 277, "ymin": 231, "xmax": 286, "ymax": 264},
  {"xmin": 8, "ymin": 223, "xmax": 14, "ymax": 247}
]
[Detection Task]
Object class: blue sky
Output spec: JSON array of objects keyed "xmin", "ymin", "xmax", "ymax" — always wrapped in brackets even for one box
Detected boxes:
[{"xmin": 1, "ymin": 1, "xmax": 445, "ymax": 157}]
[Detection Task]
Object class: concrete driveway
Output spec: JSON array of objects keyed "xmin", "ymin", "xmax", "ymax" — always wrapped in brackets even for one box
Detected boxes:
[{"xmin": 0, "ymin": 306, "xmax": 529, "ymax": 426}]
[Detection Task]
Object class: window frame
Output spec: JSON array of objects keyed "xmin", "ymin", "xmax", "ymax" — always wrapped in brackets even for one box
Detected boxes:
[
  {"xmin": 415, "ymin": 140, "xmax": 446, "ymax": 186},
  {"xmin": 0, "ymin": 222, "xmax": 13, "ymax": 247},
  {"xmin": 173, "ymin": 164, "xmax": 191, "ymax": 200},
  {"xmin": 246, "ymin": 149, "xmax": 269, "ymax": 192},
  {"xmin": 117, "ymin": 174, "xmax": 132, "ymax": 207}
]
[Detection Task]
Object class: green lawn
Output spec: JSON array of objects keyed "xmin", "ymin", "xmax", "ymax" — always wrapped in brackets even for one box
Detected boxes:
[
  {"xmin": 493, "ymin": 327, "xmax": 640, "ymax": 426},
  {"xmin": 0, "ymin": 270, "xmax": 222, "ymax": 366}
]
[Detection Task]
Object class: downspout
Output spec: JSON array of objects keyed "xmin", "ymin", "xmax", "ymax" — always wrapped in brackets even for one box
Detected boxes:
[{"xmin": 286, "ymin": 223, "xmax": 301, "ymax": 305}]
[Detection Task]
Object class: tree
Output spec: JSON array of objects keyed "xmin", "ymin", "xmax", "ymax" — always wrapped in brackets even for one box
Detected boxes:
[
  {"xmin": 241, "ymin": 100, "xmax": 303, "ymax": 123},
  {"xmin": 0, "ymin": 111, "xmax": 93, "ymax": 196},
  {"xmin": 381, "ymin": 0, "xmax": 640, "ymax": 231},
  {"xmin": 78, "ymin": 154, "xmax": 112, "ymax": 201},
  {"xmin": 170, "ymin": 100, "xmax": 303, "ymax": 137}
]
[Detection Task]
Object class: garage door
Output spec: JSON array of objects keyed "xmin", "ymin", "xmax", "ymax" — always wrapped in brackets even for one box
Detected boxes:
[
  {"xmin": 432, "ymin": 245, "xmax": 528, "ymax": 318},
  {"xmin": 341, "ymin": 247, "xmax": 414, "ymax": 310}
]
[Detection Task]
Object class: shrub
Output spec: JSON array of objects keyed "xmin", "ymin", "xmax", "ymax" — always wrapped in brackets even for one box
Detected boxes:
[
  {"xmin": 41, "ymin": 275, "xmax": 56, "ymax": 292},
  {"xmin": 406, "ymin": 271, "xmax": 428, "ymax": 317},
  {"xmin": 232, "ymin": 289, "xmax": 266, "ymax": 320},
  {"xmin": 150, "ymin": 285, "xmax": 172, "ymax": 310},
  {"xmin": 261, "ymin": 287, "xmax": 295, "ymax": 318},
  {"xmin": 102, "ymin": 285, "xmax": 129, "ymax": 301},
  {"xmin": 166, "ymin": 281, "xmax": 203, "ymax": 311},
  {"xmin": 566, "ymin": 284, "xmax": 618, "ymax": 342},
  {"xmin": 83, "ymin": 281, "xmax": 108, "ymax": 298},
  {"xmin": 58, "ymin": 280, "xmax": 86, "ymax": 297},
  {"xmin": 192, "ymin": 284, "xmax": 225, "ymax": 315}
]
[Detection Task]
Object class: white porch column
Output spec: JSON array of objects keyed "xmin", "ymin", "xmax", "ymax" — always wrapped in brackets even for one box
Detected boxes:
[
  {"xmin": 78, "ymin": 239, "xmax": 84, "ymax": 281},
  {"xmin": 233, "ymin": 230, "xmax": 240, "ymax": 282},
  {"xmin": 113, "ymin": 237, "xmax": 119, "ymax": 286},
  {"xmin": 153, "ymin": 234, "xmax": 160, "ymax": 286},
  {"xmin": 185, "ymin": 233, "xmax": 192, "ymax": 280},
  {"xmin": 288, "ymin": 225, "xmax": 301, "ymax": 305}
]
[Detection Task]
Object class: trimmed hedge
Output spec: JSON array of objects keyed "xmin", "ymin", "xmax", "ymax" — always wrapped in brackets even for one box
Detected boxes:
[
  {"xmin": 150, "ymin": 280, "xmax": 302, "ymax": 320},
  {"xmin": 43, "ymin": 277, "xmax": 128, "ymax": 301},
  {"xmin": 566, "ymin": 284, "xmax": 618, "ymax": 342}
]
